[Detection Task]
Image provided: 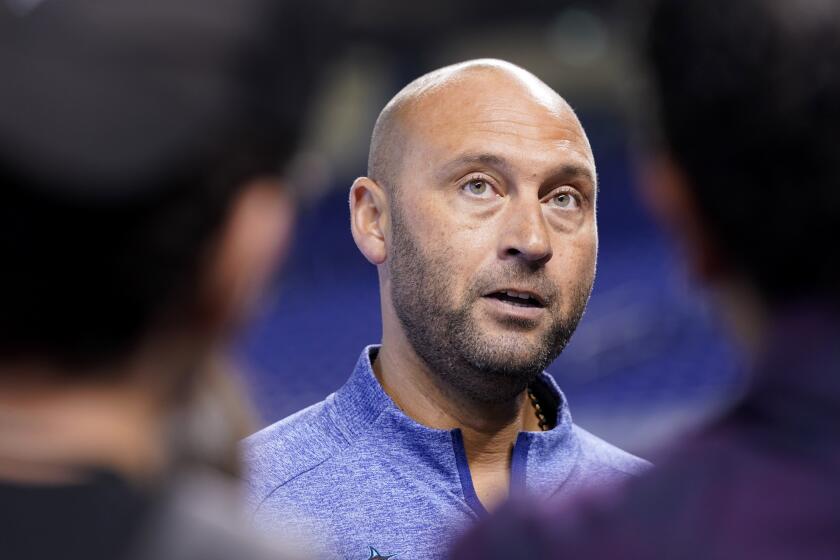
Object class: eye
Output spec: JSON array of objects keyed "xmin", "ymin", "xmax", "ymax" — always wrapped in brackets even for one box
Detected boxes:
[
  {"xmin": 549, "ymin": 191, "xmax": 579, "ymax": 210},
  {"xmin": 461, "ymin": 177, "xmax": 496, "ymax": 199}
]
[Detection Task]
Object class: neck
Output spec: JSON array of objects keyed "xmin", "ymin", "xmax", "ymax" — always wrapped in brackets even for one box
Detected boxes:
[
  {"xmin": 715, "ymin": 277, "xmax": 769, "ymax": 358},
  {"xmin": 0, "ymin": 342, "xmax": 198, "ymax": 485},
  {"xmin": 376, "ymin": 322, "xmax": 540, "ymax": 509}
]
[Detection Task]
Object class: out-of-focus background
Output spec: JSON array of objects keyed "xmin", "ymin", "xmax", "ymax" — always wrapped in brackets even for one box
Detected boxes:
[{"xmin": 234, "ymin": 1, "xmax": 742, "ymax": 457}]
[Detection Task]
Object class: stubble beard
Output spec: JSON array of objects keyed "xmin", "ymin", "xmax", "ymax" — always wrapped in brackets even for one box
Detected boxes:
[{"xmin": 388, "ymin": 203, "xmax": 592, "ymax": 405}]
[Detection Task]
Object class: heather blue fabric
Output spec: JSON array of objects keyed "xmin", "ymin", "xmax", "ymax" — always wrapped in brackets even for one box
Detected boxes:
[{"xmin": 244, "ymin": 346, "xmax": 649, "ymax": 560}]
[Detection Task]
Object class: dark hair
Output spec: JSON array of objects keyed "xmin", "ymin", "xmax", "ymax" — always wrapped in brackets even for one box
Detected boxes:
[
  {"xmin": 0, "ymin": 137, "xmax": 271, "ymax": 369},
  {"xmin": 647, "ymin": 0, "xmax": 840, "ymax": 305},
  {"xmin": 0, "ymin": 0, "xmax": 338, "ymax": 370}
]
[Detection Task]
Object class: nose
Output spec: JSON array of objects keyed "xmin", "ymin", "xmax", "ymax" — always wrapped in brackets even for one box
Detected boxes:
[{"xmin": 497, "ymin": 198, "xmax": 553, "ymax": 265}]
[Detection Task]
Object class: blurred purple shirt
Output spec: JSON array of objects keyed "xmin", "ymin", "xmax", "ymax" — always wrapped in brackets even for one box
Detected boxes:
[{"xmin": 452, "ymin": 307, "xmax": 840, "ymax": 560}]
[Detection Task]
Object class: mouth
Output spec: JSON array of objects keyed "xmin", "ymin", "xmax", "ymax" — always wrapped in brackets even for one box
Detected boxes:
[{"xmin": 482, "ymin": 289, "xmax": 546, "ymax": 309}]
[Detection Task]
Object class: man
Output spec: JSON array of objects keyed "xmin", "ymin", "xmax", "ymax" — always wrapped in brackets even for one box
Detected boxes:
[
  {"xmin": 245, "ymin": 59, "xmax": 648, "ymax": 559},
  {"xmin": 452, "ymin": 1, "xmax": 840, "ymax": 558},
  {"xmin": 0, "ymin": 0, "xmax": 333, "ymax": 558}
]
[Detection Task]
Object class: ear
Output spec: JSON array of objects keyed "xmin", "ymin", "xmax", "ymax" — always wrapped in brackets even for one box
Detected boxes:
[
  {"xmin": 640, "ymin": 154, "xmax": 724, "ymax": 284},
  {"xmin": 200, "ymin": 178, "xmax": 295, "ymax": 331},
  {"xmin": 349, "ymin": 176, "xmax": 388, "ymax": 265}
]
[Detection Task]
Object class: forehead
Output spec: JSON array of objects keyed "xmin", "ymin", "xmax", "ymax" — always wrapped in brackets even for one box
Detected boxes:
[{"xmin": 401, "ymin": 71, "xmax": 594, "ymax": 175}]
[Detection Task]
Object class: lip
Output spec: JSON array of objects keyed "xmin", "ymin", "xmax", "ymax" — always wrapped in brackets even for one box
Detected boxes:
[
  {"xmin": 481, "ymin": 287, "xmax": 548, "ymax": 307},
  {"xmin": 480, "ymin": 294, "xmax": 547, "ymax": 322}
]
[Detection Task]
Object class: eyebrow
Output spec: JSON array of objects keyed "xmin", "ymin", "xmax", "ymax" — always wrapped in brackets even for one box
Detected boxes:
[
  {"xmin": 437, "ymin": 151, "xmax": 597, "ymax": 190},
  {"xmin": 544, "ymin": 163, "xmax": 598, "ymax": 192},
  {"xmin": 437, "ymin": 152, "xmax": 514, "ymax": 180}
]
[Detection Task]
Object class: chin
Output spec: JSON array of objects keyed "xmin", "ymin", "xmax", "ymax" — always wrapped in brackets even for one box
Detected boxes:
[
  {"xmin": 485, "ymin": 329, "xmax": 546, "ymax": 352},
  {"xmin": 464, "ymin": 332, "xmax": 550, "ymax": 374}
]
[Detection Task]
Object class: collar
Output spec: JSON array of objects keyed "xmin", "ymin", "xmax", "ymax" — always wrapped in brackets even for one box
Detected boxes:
[{"xmin": 332, "ymin": 345, "xmax": 581, "ymax": 514}]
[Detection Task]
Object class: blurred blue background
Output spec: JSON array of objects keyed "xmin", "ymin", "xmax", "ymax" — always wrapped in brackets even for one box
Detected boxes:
[{"xmin": 233, "ymin": 3, "xmax": 743, "ymax": 457}]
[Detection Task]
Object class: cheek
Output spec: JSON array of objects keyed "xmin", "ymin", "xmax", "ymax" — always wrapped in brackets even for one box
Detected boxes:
[
  {"xmin": 407, "ymin": 199, "xmax": 493, "ymax": 299},
  {"xmin": 430, "ymin": 230, "xmax": 485, "ymax": 304},
  {"xmin": 551, "ymin": 233, "xmax": 598, "ymax": 296}
]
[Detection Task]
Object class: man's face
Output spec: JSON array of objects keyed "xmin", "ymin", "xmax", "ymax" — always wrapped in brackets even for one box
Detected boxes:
[{"xmin": 386, "ymin": 70, "xmax": 598, "ymax": 403}]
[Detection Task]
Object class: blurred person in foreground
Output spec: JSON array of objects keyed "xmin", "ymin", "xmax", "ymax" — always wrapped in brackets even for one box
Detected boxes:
[
  {"xmin": 245, "ymin": 59, "xmax": 648, "ymax": 560},
  {"xmin": 452, "ymin": 0, "xmax": 840, "ymax": 558},
  {"xmin": 0, "ymin": 0, "xmax": 333, "ymax": 558}
]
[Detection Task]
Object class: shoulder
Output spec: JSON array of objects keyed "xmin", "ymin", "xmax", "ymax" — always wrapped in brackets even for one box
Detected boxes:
[
  {"xmin": 572, "ymin": 425, "xmax": 652, "ymax": 477},
  {"xmin": 242, "ymin": 395, "xmax": 350, "ymax": 509},
  {"xmin": 537, "ymin": 372, "xmax": 650, "ymax": 478}
]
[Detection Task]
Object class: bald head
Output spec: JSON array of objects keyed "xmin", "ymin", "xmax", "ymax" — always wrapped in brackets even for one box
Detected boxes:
[{"xmin": 368, "ymin": 59, "xmax": 587, "ymax": 191}]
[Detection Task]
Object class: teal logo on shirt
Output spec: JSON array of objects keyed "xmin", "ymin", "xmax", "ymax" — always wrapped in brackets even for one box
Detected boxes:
[{"xmin": 367, "ymin": 546, "xmax": 398, "ymax": 559}]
